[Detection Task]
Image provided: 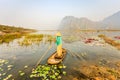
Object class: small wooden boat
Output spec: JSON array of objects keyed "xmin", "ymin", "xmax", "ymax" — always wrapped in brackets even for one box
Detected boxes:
[{"xmin": 47, "ymin": 48, "xmax": 67, "ymax": 65}]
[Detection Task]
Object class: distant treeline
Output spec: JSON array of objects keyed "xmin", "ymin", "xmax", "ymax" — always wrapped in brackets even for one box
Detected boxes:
[{"xmin": 0, "ymin": 24, "xmax": 36, "ymax": 34}]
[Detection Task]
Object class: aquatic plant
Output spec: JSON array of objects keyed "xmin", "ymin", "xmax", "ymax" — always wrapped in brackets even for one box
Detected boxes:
[
  {"xmin": 19, "ymin": 34, "xmax": 55, "ymax": 46},
  {"xmin": 98, "ymin": 34, "xmax": 120, "ymax": 50},
  {"xmin": 63, "ymin": 36, "xmax": 78, "ymax": 43},
  {"xmin": 3, "ymin": 74, "xmax": 13, "ymax": 80},
  {"xmin": 74, "ymin": 64, "xmax": 120, "ymax": 80},
  {"xmin": 0, "ymin": 59, "xmax": 15, "ymax": 80},
  {"xmin": 30, "ymin": 64, "xmax": 67, "ymax": 80},
  {"xmin": 24, "ymin": 65, "xmax": 28, "ymax": 69},
  {"xmin": 0, "ymin": 59, "xmax": 9, "ymax": 67},
  {"xmin": 0, "ymin": 33, "xmax": 22, "ymax": 44},
  {"xmin": 44, "ymin": 34, "xmax": 55, "ymax": 44},
  {"xmin": 19, "ymin": 71, "xmax": 25, "ymax": 76},
  {"xmin": 18, "ymin": 34, "xmax": 44, "ymax": 46}
]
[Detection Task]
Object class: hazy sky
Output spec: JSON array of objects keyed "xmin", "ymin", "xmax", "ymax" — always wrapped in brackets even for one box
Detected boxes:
[{"xmin": 0, "ymin": 0, "xmax": 120, "ymax": 30}]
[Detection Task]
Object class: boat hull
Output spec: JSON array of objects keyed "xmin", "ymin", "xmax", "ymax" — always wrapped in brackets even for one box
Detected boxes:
[{"xmin": 47, "ymin": 48, "xmax": 67, "ymax": 65}]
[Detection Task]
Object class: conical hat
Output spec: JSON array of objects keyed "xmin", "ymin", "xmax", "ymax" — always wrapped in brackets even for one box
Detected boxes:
[{"xmin": 56, "ymin": 32, "xmax": 61, "ymax": 36}]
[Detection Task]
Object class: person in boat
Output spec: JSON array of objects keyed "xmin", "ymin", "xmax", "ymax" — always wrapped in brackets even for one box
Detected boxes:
[{"xmin": 55, "ymin": 32, "xmax": 63, "ymax": 59}]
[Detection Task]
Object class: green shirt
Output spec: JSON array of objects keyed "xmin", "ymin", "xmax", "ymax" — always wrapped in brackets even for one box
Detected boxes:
[{"xmin": 56, "ymin": 36, "xmax": 62, "ymax": 46}]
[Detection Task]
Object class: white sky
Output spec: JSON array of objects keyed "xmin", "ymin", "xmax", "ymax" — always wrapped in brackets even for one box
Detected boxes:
[{"xmin": 0, "ymin": 0, "xmax": 120, "ymax": 30}]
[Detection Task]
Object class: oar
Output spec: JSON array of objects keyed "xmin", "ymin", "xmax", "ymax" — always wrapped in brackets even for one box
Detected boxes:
[{"xmin": 35, "ymin": 44, "xmax": 53, "ymax": 68}]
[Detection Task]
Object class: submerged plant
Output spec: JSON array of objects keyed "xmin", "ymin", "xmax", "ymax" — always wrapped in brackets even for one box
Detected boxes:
[{"xmin": 30, "ymin": 64, "xmax": 67, "ymax": 80}]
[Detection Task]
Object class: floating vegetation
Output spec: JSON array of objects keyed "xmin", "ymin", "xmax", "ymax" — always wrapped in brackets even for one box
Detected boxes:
[
  {"xmin": 98, "ymin": 34, "xmax": 120, "ymax": 50},
  {"xmin": 7, "ymin": 65, "xmax": 13, "ymax": 71},
  {"xmin": 74, "ymin": 64, "xmax": 120, "ymax": 80},
  {"xmin": 24, "ymin": 65, "xmax": 28, "ymax": 69},
  {"xmin": 0, "ymin": 59, "xmax": 9, "ymax": 67},
  {"xmin": 83, "ymin": 36, "xmax": 106, "ymax": 46},
  {"xmin": 18, "ymin": 34, "xmax": 44, "ymax": 46},
  {"xmin": 7, "ymin": 65, "xmax": 13, "ymax": 68},
  {"xmin": 30, "ymin": 64, "xmax": 67, "ymax": 80},
  {"xmin": 0, "ymin": 59, "xmax": 9, "ymax": 79},
  {"xmin": 0, "ymin": 59, "xmax": 15, "ymax": 80},
  {"xmin": 114, "ymin": 36, "xmax": 120, "ymax": 40},
  {"xmin": 3, "ymin": 74, "xmax": 13, "ymax": 80},
  {"xmin": 0, "ymin": 33, "xmax": 23, "ymax": 44},
  {"xmin": 19, "ymin": 71, "xmax": 25, "ymax": 76}
]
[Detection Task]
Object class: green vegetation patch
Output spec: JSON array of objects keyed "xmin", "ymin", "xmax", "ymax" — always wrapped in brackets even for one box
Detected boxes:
[{"xmin": 30, "ymin": 64, "xmax": 67, "ymax": 80}]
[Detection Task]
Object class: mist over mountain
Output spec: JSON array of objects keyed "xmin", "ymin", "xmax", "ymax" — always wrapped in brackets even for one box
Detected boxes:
[
  {"xmin": 59, "ymin": 11, "xmax": 120, "ymax": 30},
  {"xmin": 102, "ymin": 11, "xmax": 120, "ymax": 29}
]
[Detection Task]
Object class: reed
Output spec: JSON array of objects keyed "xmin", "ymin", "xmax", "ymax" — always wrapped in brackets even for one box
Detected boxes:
[
  {"xmin": 98, "ymin": 34, "xmax": 120, "ymax": 50},
  {"xmin": 0, "ymin": 33, "xmax": 22, "ymax": 44},
  {"xmin": 19, "ymin": 34, "xmax": 44, "ymax": 46}
]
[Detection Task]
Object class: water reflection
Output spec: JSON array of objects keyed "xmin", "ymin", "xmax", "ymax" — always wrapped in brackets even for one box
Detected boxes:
[{"xmin": 0, "ymin": 31, "xmax": 120, "ymax": 80}]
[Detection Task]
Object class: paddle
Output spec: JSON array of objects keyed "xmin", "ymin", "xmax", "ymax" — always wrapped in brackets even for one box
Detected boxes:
[{"xmin": 35, "ymin": 44, "xmax": 53, "ymax": 68}]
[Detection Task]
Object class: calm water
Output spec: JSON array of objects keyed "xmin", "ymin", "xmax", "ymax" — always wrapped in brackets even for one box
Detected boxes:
[{"xmin": 0, "ymin": 31, "xmax": 120, "ymax": 80}]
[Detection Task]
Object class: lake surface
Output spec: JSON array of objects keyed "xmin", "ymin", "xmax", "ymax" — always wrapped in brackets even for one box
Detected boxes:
[{"xmin": 0, "ymin": 31, "xmax": 120, "ymax": 80}]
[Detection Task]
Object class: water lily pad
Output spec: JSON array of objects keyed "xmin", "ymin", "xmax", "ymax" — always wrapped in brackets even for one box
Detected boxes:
[
  {"xmin": 20, "ymin": 72, "xmax": 25, "ymax": 76},
  {"xmin": 8, "ymin": 68, "xmax": 11, "ymax": 70},
  {"xmin": 0, "ymin": 68, "xmax": 3, "ymax": 71},
  {"xmin": 63, "ymin": 71, "xmax": 66, "ymax": 75},
  {"xmin": 7, "ymin": 65, "xmax": 13, "ymax": 68},
  {"xmin": 30, "ymin": 64, "xmax": 67, "ymax": 80},
  {"xmin": 24, "ymin": 65, "xmax": 28, "ymax": 68}
]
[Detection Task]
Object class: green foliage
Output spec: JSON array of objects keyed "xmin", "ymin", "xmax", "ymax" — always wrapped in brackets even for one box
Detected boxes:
[{"xmin": 30, "ymin": 64, "xmax": 67, "ymax": 80}]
